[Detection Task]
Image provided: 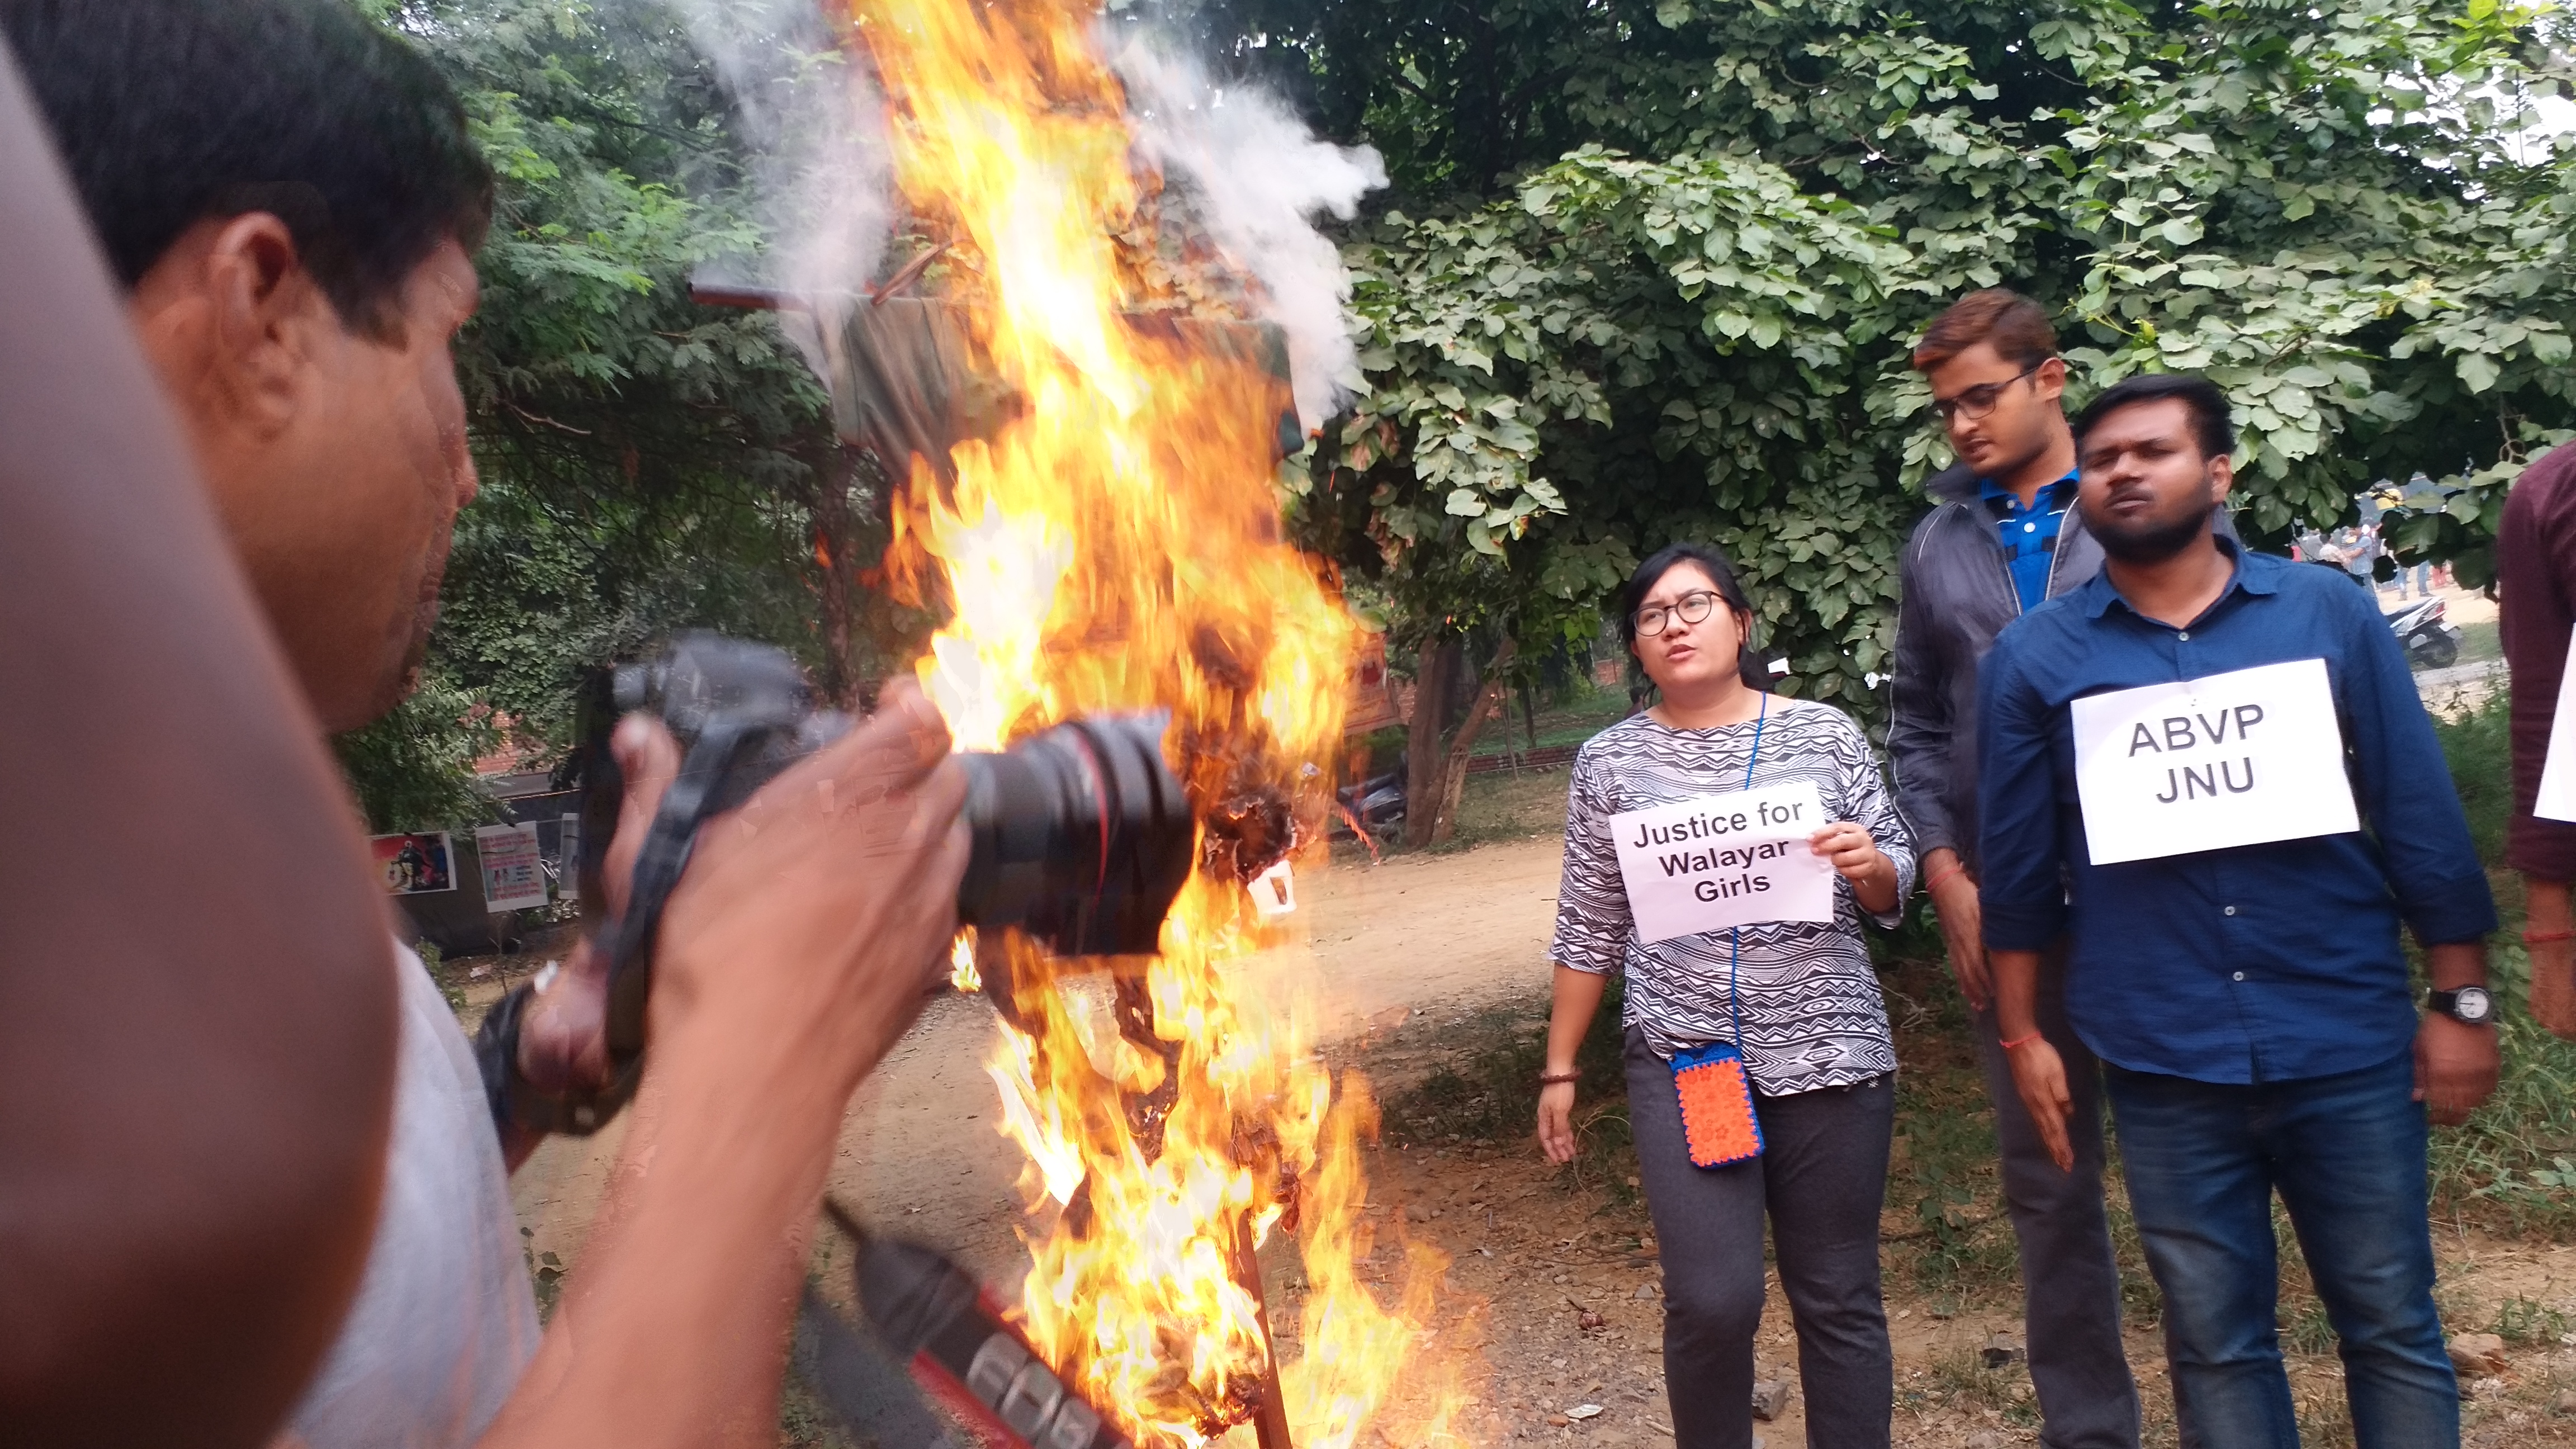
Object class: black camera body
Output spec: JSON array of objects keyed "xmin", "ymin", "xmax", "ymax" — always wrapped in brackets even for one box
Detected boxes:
[{"xmin": 480, "ymin": 633, "xmax": 1195, "ymax": 1137}]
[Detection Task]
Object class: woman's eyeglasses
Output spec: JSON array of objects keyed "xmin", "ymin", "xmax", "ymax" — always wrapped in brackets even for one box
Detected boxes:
[
  {"xmin": 1930, "ymin": 363, "xmax": 2041, "ymax": 424},
  {"xmin": 1633, "ymin": 590, "xmax": 1721, "ymax": 638}
]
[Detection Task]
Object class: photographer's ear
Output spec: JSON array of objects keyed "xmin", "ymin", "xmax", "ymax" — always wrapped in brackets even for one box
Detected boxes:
[{"xmin": 128, "ymin": 212, "xmax": 333, "ymax": 441}]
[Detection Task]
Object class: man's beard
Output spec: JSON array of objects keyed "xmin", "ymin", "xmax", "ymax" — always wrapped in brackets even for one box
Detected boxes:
[{"xmin": 2093, "ymin": 472, "xmax": 2219, "ymax": 564}]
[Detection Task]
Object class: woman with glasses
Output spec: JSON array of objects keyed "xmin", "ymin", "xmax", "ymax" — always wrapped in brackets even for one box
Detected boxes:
[{"xmin": 1539, "ymin": 542, "xmax": 1913, "ymax": 1449}]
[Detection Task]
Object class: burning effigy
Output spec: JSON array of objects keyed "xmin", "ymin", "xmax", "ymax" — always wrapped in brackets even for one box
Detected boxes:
[{"xmin": 804, "ymin": 3, "xmax": 1460, "ymax": 1448}]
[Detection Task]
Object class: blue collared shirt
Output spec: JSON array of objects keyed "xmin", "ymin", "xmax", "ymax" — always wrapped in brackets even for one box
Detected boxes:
[
  {"xmin": 1976, "ymin": 543, "xmax": 2495, "ymax": 1085},
  {"xmin": 1980, "ymin": 470, "xmax": 2078, "ymax": 612}
]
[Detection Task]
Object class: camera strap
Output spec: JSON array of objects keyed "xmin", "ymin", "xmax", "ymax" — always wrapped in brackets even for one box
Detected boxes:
[{"xmin": 477, "ymin": 713, "xmax": 784, "ymax": 1137}]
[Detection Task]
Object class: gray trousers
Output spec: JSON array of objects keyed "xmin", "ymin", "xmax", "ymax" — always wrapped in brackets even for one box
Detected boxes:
[
  {"xmin": 1625, "ymin": 1028, "xmax": 1894, "ymax": 1449},
  {"xmin": 1971, "ymin": 948, "xmax": 2147, "ymax": 1449}
]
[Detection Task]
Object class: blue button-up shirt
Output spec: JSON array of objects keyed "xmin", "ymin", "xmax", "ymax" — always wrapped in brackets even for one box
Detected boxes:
[
  {"xmin": 1976, "ymin": 543, "xmax": 2495, "ymax": 1085},
  {"xmin": 1980, "ymin": 470, "xmax": 2078, "ymax": 613}
]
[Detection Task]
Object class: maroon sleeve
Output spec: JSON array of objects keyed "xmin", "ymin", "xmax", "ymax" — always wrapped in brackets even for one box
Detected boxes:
[{"xmin": 2502, "ymin": 442, "xmax": 2576, "ymax": 880}]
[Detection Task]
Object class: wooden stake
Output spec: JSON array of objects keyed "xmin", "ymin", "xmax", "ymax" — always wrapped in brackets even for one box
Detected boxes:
[{"xmin": 1230, "ymin": 1221, "xmax": 1298, "ymax": 1449}]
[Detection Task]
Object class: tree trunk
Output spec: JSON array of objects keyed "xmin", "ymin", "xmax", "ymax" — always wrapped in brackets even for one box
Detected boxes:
[
  {"xmin": 1401, "ymin": 638, "xmax": 1456, "ymax": 849},
  {"xmin": 1403, "ymin": 635, "xmax": 1516, "ymax": 847}
]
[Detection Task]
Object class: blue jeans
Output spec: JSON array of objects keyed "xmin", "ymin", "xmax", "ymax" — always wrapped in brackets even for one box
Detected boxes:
[{"xmin": 2104, "ymin": 1051, "xmax": 2456, "ymax": 1449}]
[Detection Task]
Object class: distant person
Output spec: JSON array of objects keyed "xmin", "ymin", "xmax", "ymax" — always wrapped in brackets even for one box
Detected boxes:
[
  {"xmin": 2, "ymin": 2, "xmax": 969, "ymax": 1446},
  {"xmin": 2340, "ymin": 524, "xmax": 2377, "ymax": 586},
  {"xmin": 1541, "ymin": 543, "xmax": 1915, "ymax": 1449},
  {"xmin": 1982, "ymin": 373, "xmax": 2497, "ymax": 1449},
  {"xmin": 1886, "ymin": 288, "xmax": 2158, "ymax": 1448},
  {"xmin": 2497, "ymin": 439, "xmax": 2576, "ymax": 1039}
]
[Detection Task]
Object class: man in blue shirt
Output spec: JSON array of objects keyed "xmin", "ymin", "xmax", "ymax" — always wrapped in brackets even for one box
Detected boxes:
[{"xmin": 1979, "ymin": 373, "xmax": 2499, "ymax": 1449}]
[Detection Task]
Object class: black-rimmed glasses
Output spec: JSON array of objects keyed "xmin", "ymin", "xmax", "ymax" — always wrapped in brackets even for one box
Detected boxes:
[
  {"xmin": 1633, "ymin": 590, "xmax": 1721, "ymax": 638},
  {"xmin": 1931, "ymin": 363, "xmax": 2042, "ymax": 424}
]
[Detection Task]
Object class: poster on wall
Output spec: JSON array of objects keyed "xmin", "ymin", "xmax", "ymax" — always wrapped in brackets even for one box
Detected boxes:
[
  {"xmin": 1343, "ymin": 629, "xmax": 1401, "ymax": 735},
  {"xmin": 475, "ymin": 823, "xmax": 549, "ymax": 913},
  {"xmin": 370, "ymin": 832, "xmax": 457, "ymax": 895}
]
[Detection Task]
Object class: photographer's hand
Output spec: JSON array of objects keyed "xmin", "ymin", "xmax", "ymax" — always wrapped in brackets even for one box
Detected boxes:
[
  {"xmin": 500, "ymin": 721, "xmax": 673, "ymax": 1168},
  {"xmin": 476, "ymin": 680, "xmax": 967, "ymax": 1449}
]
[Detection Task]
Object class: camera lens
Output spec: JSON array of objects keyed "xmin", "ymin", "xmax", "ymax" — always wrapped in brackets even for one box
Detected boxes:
[{"xmin": 956, "ymin": 712, "xmax": 1195, "ymax": 958}]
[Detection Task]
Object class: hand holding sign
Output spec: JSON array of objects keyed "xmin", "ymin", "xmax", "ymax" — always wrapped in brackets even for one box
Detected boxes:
[{"xmin": 1809, "ymin": 820, "xmax": 1895, "ymax": 903}]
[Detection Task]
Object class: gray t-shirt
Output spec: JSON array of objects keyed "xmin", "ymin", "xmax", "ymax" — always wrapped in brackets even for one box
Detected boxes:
[
  {"xmin": 1549, "ymin": 699, "xmax": 1914, "ymax": 1093},
  {"xmin": 284, "ymin": 946, "xmax": 539, "ymax": 1448}
]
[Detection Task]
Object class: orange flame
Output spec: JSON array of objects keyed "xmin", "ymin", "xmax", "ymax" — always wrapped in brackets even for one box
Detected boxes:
[{"xmin": 848, "ymin": 2, "xmax": 1453, "ymax": 1446}]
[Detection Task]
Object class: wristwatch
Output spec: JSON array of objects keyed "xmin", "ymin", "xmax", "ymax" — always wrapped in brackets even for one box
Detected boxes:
[{"xmin": 2427, "ymin": 986, "xmax": 2497, "ymax": 1026}]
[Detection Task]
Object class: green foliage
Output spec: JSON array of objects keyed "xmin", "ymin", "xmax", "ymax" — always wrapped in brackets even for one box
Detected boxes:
[
  {"xmin": 336, "ymin": 1, "xmax": 882, "ymax": 820},
  {"xmin": 1276, "ymin": 0, "xmax": 2576, "ymax": 718},
  {"xmin": 333, "ymin": 671, "xmax": 503, "ymax": 832},
  {"xmin": 2436, "ymin": 686, "xmax": 2516, "ymax": 865}
]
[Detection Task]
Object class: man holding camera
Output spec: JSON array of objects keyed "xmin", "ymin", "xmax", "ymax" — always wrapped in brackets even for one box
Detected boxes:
[{"xmin": 2, "ymin": 2, "xmax": 969, "ymax": 1445}]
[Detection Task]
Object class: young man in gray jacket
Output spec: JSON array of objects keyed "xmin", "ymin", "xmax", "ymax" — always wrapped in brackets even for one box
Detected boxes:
[{"xmin": 1887, "ymin": 290, "xmax": 2147, "ymax": 1449}]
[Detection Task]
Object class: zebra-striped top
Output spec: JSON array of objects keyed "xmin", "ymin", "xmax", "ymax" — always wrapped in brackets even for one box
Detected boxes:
[{"xmin": 1549, "ymin": 698, "xmax": 1915, "ymax": 1095}]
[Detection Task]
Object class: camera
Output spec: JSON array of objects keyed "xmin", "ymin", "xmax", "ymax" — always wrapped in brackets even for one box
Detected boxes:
[
  {"xmin": 481, "ymin": 633, "xmax": 1195, "ymax": 1136},
  {"xmin": 613, "ymin": 634, "xmax": 1195, "ymax": 958}
]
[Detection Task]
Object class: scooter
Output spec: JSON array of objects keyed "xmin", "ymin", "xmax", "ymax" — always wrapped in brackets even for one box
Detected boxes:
[
  {"xmin": 1332, "ymin": 762, "xmax": 1407, "ymax": 840},
  {"xmin": 2385, "ymin": 593, "xmax": 2463, "ymax": 670}
]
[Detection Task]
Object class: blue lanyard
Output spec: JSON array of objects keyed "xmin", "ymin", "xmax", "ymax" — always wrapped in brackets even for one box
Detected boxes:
[{"xmin": 1727, "ymin": 694, "xmax": 1768, "ymax": 1049}]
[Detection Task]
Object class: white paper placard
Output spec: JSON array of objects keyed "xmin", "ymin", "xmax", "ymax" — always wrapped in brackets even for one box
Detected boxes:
[
  {"xmin": 2536, "ymin": 626, "xmax": 2576, "ymax": 822},
  {"xmin": 1610, "ymin": 779, "xmax": 1837, "ymax": 944},
  {"xmin": 1248, "ymin": 859, "xmax": 1296, "ymax": 918},
  {"xmin": 476, "ymin": 823, "xmax": 550, "ymax": 912},
  {"xmin": 2069, "ymin": 657, "xmax": 2358, "ymax": 865}
]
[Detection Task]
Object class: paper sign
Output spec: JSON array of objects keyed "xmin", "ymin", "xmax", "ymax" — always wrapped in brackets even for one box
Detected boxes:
[
  {"xmin": 369, "ymin": 832, "xmax": 456, "ymax": 895},
  {"xmin": 1609, "ymin": 779, "xmax": 1836, "ymax": 944},
  {"xmin": 2070, "ymin": 657, "xmax": 2358, "ymax": 865},
  {"xmin": 1249, "ymin": 859, "xmax": 1296, "ymax": 918},
  {"xmin": 476, "ymin": 823, "xmax": 549, "ymax": 912},
  {"xmin": 2536, "ymin": 627, "xmax": 2576, "ymax": 822}
]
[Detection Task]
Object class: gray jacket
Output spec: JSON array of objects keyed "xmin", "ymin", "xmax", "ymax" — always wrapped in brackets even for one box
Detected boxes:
[{"xmin": 1885, "ymin": 465, "xmax": 2239, "ymax": 872}]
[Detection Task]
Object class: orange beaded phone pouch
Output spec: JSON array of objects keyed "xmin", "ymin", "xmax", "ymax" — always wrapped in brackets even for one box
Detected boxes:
[{"xmin": 1669, "ymin": 694, "xmax": 1767, "ymax": 1170}]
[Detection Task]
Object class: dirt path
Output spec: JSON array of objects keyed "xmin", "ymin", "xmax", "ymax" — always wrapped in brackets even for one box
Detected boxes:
[
  {"xmin": 496, "ymin": 820, "xmax": 2576, "ymax": 1448},
  {"xmin": 506, "ymin": 835, "xmax": 1570, "ymax": 1282}
]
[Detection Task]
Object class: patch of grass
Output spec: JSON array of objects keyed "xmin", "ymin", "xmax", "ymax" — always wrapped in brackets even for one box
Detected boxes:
[
  {"xmin": 1439, "ymin": 765, "xmax": 1574, "ymax": 850},
  {"xmin": 1381, "ymin": 978, "xmax": 1639, "ymax": 1201},
  {"xmin": 1469, "ymin": 684, "xmax": 1635, "ymax": 761},
  {"xmin": 2435, "ymin": 690, "xmax": 2512, "ymax": 864},
  {"xmin": 2459, "ymin": 618, "xmax": 2502, "ymax": 665},
  {"xmin": 2493, "ymin": 1294, "xmax": 2574, "ymax": 1347},
  {"xmin": 2293, "ymin": 1382, "xmax": 2357, "ymax": 1449},
  {"xmin": 1878, "ymin": 957, "xmax": 2019, "ymax": 1304},
  {"xmin": 1916, "ymin": 1348, "xmax": 2039, "ymax": 1426}
]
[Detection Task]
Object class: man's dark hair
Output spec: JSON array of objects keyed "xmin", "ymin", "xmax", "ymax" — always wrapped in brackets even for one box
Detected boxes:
[
  {"xmin": 2072, "ymin": 372, "xmax": 2238, "ymax": 461},
  {"xmin": 1617, "ymin": 542, "xmax": 1770, "ymax": 692},
  {"xmin": 0, "ymin": 0, "xmax": 493, "ymax": 337},
  {"xmin": 1911, "ymin": 288, "xmax": 2058, "ymax": 372}
]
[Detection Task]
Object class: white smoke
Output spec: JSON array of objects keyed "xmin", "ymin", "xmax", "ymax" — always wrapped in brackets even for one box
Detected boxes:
[
  {"xmin": 1114, "ymin": 40, "xmax": 1387, "ymax": 433},
  {"xmin": 663, "ymin": 0, "xmax": 892, "ymax": 363}
]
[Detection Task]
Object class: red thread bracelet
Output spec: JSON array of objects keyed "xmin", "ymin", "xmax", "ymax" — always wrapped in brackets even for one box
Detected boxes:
[
  {"xmin": 1538, "ymin": 1071, "xmax": 1580, "ymax": 1085},
  {"xmin": 2000, "ymin": 1033, "xmax": 2043, "ymax": 1052},
  {"xmin": 1925, "ymin": 864, "xmax": 1967, "ymax": 894},
  {"xmin": 2526, "ymin": 929, "xmax": 2576, "ymax": 944}
]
